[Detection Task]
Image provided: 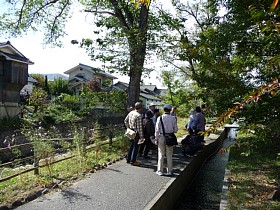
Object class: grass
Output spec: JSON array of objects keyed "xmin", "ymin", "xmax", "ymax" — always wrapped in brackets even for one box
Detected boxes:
[
  {"xmin": 0, "ymin": 137, "xmax": 129, "ymax": 207},
  {"xmin": 227, "ymin": 133, "xmax": 280, "ymax": 209},
  {"xmin": 176, "ymin": 117, "xmax": 189, "ymax": 138}
]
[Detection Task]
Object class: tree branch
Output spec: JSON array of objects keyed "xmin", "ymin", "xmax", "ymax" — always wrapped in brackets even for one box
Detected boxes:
[
  {"xmin": 84, "ymin": 9, "xmax": 116, "ymax": 17},
  {"xmin": 50, "ymin": 0, "xmax": 69, "ymax": 40},
  {"xmin": 109, "ymin": 0, "xmax": 130, "ymax": 29},
  {"xmin": 120, "ymin": 1, "xmax": 134, "ymax": 27}
]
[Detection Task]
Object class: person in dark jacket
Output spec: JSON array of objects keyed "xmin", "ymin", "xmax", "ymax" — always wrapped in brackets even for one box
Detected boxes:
[
  {"xmin": 139, "ymin": 110, "xmax": 155, "ymax": 158},
  {"xmin": 193, "ymin": 106, "xmax": 206, "ymax": 142}
]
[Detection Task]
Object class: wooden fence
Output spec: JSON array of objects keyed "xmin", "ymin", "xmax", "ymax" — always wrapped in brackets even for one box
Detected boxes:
[{"xmin": 0, "ymin": 124, "xmax": 124, "ymax": 183}]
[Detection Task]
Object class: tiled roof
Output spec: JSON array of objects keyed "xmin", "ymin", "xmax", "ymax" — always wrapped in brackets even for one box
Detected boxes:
[
  {"xmin": 64, "ymin": 63, "xmax": 117, "ymax": 79},
  {"xmin": 0, "ymin": 41, "xmax": 34, "ymax": 64},
  {"xmin": 28, "ymin": 76, "xmax": 37, "ymax": 83},
  {"xmin": 0, "ymin": 51, "xmax": 32, "ymax": 64},
  {"xmin": 113, "ymin": 81, "xmax": 162, "ymax": 100}
]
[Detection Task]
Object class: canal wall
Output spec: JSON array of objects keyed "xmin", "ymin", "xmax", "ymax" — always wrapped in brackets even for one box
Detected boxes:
[{"xmin": 144, "ymin": 130, "xmax": 227, "ymax": 210}]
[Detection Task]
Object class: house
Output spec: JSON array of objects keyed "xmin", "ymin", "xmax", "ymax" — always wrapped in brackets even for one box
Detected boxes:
[
  {"xmin": 64, "ymin": 63, "xmax": 117, "ymax": 95},
  {"xmin": 0, "ymin": 41, "xmax": 33, "ymax": 119},
  {"xmin": 113, "ymin": 82, "xmax": 167, "ymax": 109}
]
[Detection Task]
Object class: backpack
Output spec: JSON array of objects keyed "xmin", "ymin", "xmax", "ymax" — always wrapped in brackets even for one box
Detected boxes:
[{"xmin": 143, "ymin": 119, "xmax": 154, "ymax": 139}]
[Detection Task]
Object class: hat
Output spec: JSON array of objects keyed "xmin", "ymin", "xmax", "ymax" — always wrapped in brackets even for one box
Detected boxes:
[
  {"xmin": 164, "ymin": 104, "xmax": 172, "ymax": 110},
  {"xmin": 145, "ymin": 110, "xmax": 154, "ymax": 119},
  {"xmin": 149, "ymin": 102, "xmax": 156, "ymax": 107},
  {"xmin": 135, "ymin": 102, "xmax": 142, "ymax": 109}
]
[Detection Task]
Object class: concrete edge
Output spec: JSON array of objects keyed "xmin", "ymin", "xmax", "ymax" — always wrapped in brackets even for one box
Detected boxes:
[
  {"xmin": 143, "ymin": 130, "xmax": 227, "ymax": 210},
  {"xmin": 219, "ymin": 168, "xmax": 231, "ymax": 210}
]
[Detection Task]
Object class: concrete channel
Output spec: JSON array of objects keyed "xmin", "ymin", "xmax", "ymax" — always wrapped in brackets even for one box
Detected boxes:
[{"xmin": 143, "ymin": 130, "xmax": 227, "ymax": 210}]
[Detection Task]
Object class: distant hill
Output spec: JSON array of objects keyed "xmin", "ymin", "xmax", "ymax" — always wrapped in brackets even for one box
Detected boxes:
[{"xmin": 44, "ymin": 74, "xmax": 68, "ymax": 81}]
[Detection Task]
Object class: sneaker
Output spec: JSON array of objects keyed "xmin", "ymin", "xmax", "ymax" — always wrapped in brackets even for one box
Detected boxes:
[
  {"xmin": 131, "ymin": 161, "xmax": 141, "ymax": 166},
  {"xmin": 166, "ymin": 172, "xmax": 173, "ymax": 176},
  {"xmin": 156, "ymin": 171, "xmax": 163, "ymax": 176}
]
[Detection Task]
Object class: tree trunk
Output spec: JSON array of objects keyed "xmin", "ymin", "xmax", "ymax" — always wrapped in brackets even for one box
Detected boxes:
[
  {"xmin": 127, "ymin": 33, "xmax": 147, "ymax": 107},
  {"xmin": 126, "ymin": 5, "xmax": 149, "ymax": 108}
]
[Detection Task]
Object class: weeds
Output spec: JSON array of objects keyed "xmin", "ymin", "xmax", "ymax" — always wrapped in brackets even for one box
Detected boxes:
[
  {"xmin": 227, "ymin": 132, "xmax": 280, "ymax": 209},
  {"xmin": 0, "ymin": 123, "xmax": 128, "ymax": 207}
]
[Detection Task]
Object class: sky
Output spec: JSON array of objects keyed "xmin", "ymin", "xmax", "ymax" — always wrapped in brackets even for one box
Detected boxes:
[{"xmin": 4, "ymin": 3, "xmax": 165, "ymax": 88}]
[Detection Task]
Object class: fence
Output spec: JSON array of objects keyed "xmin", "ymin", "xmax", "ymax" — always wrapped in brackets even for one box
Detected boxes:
[{"xmin": 0, "ymin": 124, "xmax": 125, "ymax": 183}]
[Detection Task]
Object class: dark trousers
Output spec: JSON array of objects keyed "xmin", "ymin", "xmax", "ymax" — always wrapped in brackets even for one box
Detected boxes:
[
  {"xmin": 195, "ymin": 130, "xmax": 205, "ymax": 142},
  {"xmin": 139, "ymin": 137, "xmax": 151, "ymax": 157},
  {"xmin": 126, "ymin": 133, "xmax": 139, "ymax": 163}
]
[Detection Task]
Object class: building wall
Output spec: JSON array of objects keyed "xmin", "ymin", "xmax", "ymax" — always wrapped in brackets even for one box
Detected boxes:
[{"xmin": 0, "ymin": 102, "xmax": 21, "ymax": 119}]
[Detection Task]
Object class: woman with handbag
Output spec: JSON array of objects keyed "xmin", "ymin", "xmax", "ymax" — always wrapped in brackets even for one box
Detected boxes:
[{"xmin": 155, "ymin": 104, "xmax": 178, "ymax": 176}]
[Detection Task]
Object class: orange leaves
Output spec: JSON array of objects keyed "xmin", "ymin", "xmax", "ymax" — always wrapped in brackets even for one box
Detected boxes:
[
  {"xmin": 130, "ymin": 0, "xmax": 151, "ymax": 8},
  {"xmin": 205, "ymin": 78, "xmax": 280, "ymax": 135},
  {"xmin": 219, "ymin": 147, "xmax": 226, "ymax": 155},
  {"xmin": 271, "ymin": 0, "xmax": 279, "ymax": 10}
]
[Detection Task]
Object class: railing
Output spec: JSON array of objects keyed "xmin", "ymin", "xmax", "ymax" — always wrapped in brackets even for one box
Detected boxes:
[{"xmin": 0, "ymin": 124, "xmax": 124, "ymax": 183}]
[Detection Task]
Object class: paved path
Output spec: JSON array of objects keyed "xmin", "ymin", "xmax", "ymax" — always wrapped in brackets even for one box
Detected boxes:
[{"xmin": 16, "ymin": 134, "xmax": 218, "ymax": 210}]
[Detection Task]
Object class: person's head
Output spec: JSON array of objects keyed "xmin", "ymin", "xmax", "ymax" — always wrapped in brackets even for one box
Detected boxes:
[
  {"xmin": 149, "ymin": 102, "xmax": 156, "ymax": 111},
  {"xmin": 154, "ymin": 108, "xmax": 160, "ymax": 117},
  {"xmin": 145, "ymin": 110, "xmax": 154, "ymax": 119},
  {"xmin": 135, "ymin": 102, "xmax": 143, "ymax": 112},
  {"xmin": 195, "ymin": 106, "xmax": 202, "ymax": 113},
  {"xmin": 189, "ymin": 109, "xmax": 195, "ymax": 115},
  {"xmin": 127, "ymin": 106, "xmax": 133, "ymax": 112},
  {"xmin": 171, "ymin": 106, "xmax": 176, "ymax": 112},
  {"xmin": 163, "ymin": 104, "xmax": 172, "ymax": 113}
]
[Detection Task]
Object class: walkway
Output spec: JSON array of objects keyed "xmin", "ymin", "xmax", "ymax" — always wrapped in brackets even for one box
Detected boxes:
[{"xmin": 15, "ymin": 133, "xmax": 222, "ymax": 210}]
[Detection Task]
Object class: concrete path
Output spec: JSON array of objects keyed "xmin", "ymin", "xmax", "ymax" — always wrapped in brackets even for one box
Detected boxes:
[{"xmin": 15, "ymin": 133, "xmax": 220, "ymax": 210}]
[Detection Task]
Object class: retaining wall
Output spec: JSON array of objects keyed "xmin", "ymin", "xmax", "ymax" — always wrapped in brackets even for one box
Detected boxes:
[{"xmin": 144, "ymin": 130, "xmax": 227, "ymax": 210}]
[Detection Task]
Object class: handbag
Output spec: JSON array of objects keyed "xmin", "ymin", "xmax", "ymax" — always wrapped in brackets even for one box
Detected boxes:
[
  {"xmin": 160, "ymin": 116, "xmax": 178, "ymax": 146},
  {"xmin": 125, "ymin": 128, "xmax": 136, "ymax": 140}
]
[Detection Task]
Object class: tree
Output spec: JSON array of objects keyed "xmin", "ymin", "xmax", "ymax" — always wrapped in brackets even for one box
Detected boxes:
[
  {"xmin": 27, "ymin": 87, "xmax": 48, "ymax": 113},
  {"xmin": 78, "ymin": 0, "xmax": 156, "ymax": 107},
  {"xmin": 171, "ymin": 0, "xmax": 280, "ymax": 149},
  {"xmin": 0, "ymin": 0, "xmax": 168, "ymax": 108},
  {"xmin": 49, "ymin": 77, "xmax": 72, "ymax": 96},
  {"xmin": 30, "ymin": 74, "xmax": 45, "ymax": 89}
]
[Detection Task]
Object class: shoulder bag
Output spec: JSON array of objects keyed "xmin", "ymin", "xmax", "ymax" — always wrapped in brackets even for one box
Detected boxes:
[
  {"xmin": 125, "ymin": 128, "xmax": 136, "ymax": 140},
  {"xmin": 160, "ymin": 116, "xmax": 178, "ymax": 146}
]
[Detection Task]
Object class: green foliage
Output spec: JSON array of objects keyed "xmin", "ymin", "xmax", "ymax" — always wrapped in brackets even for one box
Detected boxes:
[
  {"xmin": 73, "ymin": 127, "xmax": 87, "ymax": 167},
  {"xmin": 160, "ymin": 69, "xmax": 204, "ymax": 117},
  {"xmin": 80, "ymin": 89, "xmax": 127, "ymax": 114},
  {"xmin": 61, "ymin": 94, "xmax": 80, "ymax": 111},
  {"xmin": 27, "ymin": 87, "xmax": 49, "ymax": 113},
  {"xmin": 49, "ymin": 77, "xmax": 72, "ymax": 96},
  {"xmin": 30, "ymin": 74, "xmax": 45, "ymax": 89}
]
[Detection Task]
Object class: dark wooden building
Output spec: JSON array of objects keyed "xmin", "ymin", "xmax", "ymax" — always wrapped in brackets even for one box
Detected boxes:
[{"xmin": 0, "ymin": 41, "xmax": 33, "ymax": 119}]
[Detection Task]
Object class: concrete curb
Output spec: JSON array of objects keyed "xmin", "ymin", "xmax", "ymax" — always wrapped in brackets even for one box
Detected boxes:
[{"xmin": 143, "ymin": 130, "xmax": 227, "ymax": 210}]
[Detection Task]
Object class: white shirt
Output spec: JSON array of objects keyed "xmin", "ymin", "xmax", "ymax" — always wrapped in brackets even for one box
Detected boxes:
[{"xmin": 155, "ymin": 113, "xmax": 178, "ymax": 139}]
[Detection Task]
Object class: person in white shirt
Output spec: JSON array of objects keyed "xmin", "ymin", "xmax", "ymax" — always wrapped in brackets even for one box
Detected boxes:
[
  {"xmin": 148, "ymin": 102, "xmax": 156, "ymax": 125},
  {"xmin": 155, "ymin": 104, "xmax": 178, "ymax": 176}
]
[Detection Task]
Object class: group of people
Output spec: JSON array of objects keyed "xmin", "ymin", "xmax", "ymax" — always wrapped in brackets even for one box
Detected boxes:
[{"xmin": 124, "ymin": 102, "xmax": 205, "ymax": 176}]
